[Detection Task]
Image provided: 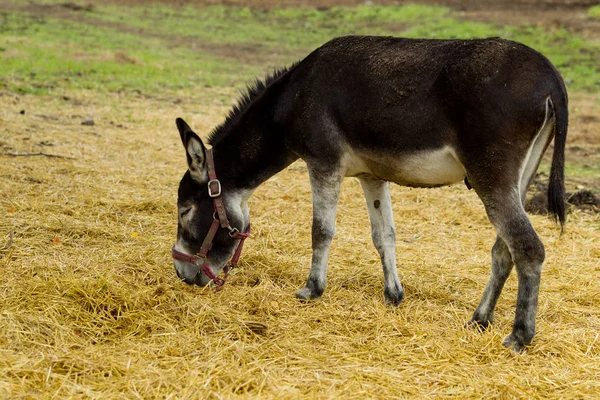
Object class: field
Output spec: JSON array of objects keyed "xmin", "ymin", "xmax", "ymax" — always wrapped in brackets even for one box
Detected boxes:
[{"xmin": 1, "ymin": 0, "xmax": 600, "ymax": 398}]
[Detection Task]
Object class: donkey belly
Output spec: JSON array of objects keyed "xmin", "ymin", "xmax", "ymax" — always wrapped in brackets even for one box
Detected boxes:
[{"xmin": 346, "ymin": 146, "xmax": 466, "ymax": 187}]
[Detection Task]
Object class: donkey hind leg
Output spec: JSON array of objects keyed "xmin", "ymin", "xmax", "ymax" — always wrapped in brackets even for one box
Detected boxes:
[
  {"xmin": 499, "ymin": 104, "xmax": 554, "ymax": 351},
  {"xmin": 491, "ymin": 203, "xmax": 545, "ymax": 352},
  {"xmin": 468, "ymin": 236, "xmax": 513, "ymax": 329},
  {"xmin": 296, "ymin": 168, "xmax": 343, "ymax": 301},
  {"xmin": 359, "ymin": 177, "xmax": 404, "ymax": 305},
  {"xmin": 470, "ymin": 100, "xmax": 555, "ymax": 346},
  {"xmin": 469, "ymin": 183, "xmax": 546, "ymax": 350}
]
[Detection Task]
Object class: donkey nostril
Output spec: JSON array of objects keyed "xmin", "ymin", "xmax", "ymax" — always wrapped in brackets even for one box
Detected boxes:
[{"xmin": 173, "ymin": 261, "xmax": 198, "ymax": 285}]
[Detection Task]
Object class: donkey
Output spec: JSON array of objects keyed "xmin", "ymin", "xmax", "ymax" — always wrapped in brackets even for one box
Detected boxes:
[{"xmin": 171, "ymin": 36, "xmax": 568, "ymax": 351}]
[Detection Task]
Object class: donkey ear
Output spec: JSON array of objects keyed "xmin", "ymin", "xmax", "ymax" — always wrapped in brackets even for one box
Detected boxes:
[{"xmin": 176, "ymin": 118, "xmax": 207, "ymax": 182}]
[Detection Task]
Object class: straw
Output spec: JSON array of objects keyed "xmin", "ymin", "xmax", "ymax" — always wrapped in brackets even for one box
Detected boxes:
[{"xmin": 1, "ymin": 89, "xmax": 599, "ymax": 399}]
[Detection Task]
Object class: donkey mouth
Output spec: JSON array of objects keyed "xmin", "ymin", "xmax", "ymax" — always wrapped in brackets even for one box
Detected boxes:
[{"xmin": 173, "ymin": 260, "xmax": 208, "ymax": 286}]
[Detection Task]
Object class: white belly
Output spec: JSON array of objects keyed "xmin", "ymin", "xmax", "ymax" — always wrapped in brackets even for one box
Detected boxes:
[{"xmin": 343, "ymin": 146, "xmax": 466, "ymax": 187}]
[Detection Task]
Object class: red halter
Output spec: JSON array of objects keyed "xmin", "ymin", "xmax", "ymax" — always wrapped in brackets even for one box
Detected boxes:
[{"xmin": 171, "ymin": 148, "xmax": 250, "ymax": 290}]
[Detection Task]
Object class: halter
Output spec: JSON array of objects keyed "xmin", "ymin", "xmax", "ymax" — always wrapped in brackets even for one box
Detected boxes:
[{"xmin": 171, "ymin": 148, "xmax": 250, "ymax": 290}]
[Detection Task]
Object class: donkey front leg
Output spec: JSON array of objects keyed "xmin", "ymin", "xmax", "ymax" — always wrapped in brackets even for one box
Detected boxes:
[
  {"xmin": 359, "ymin": 177, "xmax": 404, "ymax": 305},
  {"xmin": 295, "ymin": 168, "xmax": 343, "ymax": 301}
]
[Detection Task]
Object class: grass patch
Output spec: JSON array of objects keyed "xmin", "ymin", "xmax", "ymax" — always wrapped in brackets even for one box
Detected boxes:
[
  {"xmin": 90, "ymin": 4, "xmax": 450, "ymax": 49},
  {"xmin": 0, "ymin": 10, "xmax": 260, "ymax": 95},
  {"xmin": 565, "ymin": 163, "xmax": 600, "ymax": 179},
  {"xmin": 589, "ymin": 4, "xmax": 600, "ymax": 19},
  {"xmin": 1, "ymin": 2, "xmax": 599, "ymax": 94},
  {"xmin": 538, "ymin": 158, "xmax": 600, "ymax": 181},
  {"xmin": 89, "ymin": 3, "xmax": 600, "ymax": 92}
]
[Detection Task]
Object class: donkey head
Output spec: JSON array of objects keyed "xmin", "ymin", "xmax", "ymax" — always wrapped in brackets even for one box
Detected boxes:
[{"xmin": 173, "ymin": 118, "xmax": 249, "ymax": 286}]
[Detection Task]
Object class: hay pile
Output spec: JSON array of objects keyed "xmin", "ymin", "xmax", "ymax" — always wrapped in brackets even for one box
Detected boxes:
[{"xmin": 1, "ymin": 90, "xmax": 599, "ymax": 398}]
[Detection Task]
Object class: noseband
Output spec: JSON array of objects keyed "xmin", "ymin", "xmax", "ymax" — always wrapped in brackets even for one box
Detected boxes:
[{"xmin": 171, "ymin": 148, "xmax": 250, "ymax": 290}]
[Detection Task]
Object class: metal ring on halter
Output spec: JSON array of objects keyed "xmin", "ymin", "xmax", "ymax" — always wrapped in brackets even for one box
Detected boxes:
[{"xmin": 207, "ymin": 179, "xmax": 221, "ymax": 197}]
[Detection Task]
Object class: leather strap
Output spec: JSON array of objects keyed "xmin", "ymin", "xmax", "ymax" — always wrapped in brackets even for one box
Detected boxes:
[
  {"xmin": 206, "ymin": 149, "xmax": 230, "ymax": 229},
  {"xmin": 172, "ymin": 147, "xmax": 250, "ymax": 290},
  {"xmin": 230, "ymin": 225, "xmax": 250, "ymax": 266},
  {"xmin": 198, "ymin": 218, "xmax": 220, "ymax": 258}
]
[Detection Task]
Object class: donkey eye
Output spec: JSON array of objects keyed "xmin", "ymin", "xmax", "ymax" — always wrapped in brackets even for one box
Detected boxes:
[{"xmin": 179, "ymin": 207, "xmax": 192, "ymax": 218}]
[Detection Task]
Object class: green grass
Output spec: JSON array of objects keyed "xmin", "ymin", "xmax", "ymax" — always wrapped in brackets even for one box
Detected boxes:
[
  {"xmin": 89, "ymin": 3, "xmax": 600, "ymax": 92},
  {"xmin": 1, "ymin": 2, "xmax": 600, "ymax": 94},
  {"xmin": 90, "ymin": 4, "xmax": 451, "ymax": 49},
  {"xmin": 536, "ymin": 154, "xmax": 600, "ymax": 184},
  {"xmin": 564, "ymin": 163, "xmax": 600, "ymax": 179},
  {"xmin": 0, "ymin": 10, "xmax": 260, "ymax": 95},
  {"xmin": 589, "ymin": 5, "xmax": 600, "ymax": 19}
]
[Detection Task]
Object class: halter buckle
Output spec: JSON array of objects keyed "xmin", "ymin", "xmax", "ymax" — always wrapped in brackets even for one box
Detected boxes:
[
  {"xmin": 228, "ymin": 227, "xmax": 240, "ymax": 237},
  {"xmin": 192, "ymin": 255, "xmax": 206, "ymax": 267},
  {"xmin": 212, "ymin": 276, "xmax": 226, "ymax": 290},
  {"xmin": 208, "ymin": 179, "xmax": 221, "ymax": 197}
]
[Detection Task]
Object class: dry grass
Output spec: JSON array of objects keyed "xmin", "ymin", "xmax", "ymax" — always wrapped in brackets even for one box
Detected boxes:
[{"xmin": 1, "ymin": 89, "xmax": 599, "ymax": 399}]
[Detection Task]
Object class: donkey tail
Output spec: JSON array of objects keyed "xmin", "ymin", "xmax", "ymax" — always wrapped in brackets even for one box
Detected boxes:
[{"xmin": 547, "ymin": 86, "xmax": 568, "ymax": 229}]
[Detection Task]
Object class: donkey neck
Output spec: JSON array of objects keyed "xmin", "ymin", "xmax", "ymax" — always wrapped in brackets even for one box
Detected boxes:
[{"xmin": 211, "ymin": 94, "xmax": 298, "ymax": 191}]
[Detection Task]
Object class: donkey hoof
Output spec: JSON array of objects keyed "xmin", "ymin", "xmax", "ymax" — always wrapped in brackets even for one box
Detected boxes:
[
  {"xmin": 502, "ymin": 333, "xmax": 530, "ymax": 353},
  {"xmin": 295, "ymin": 287, "xmax": 320, "ymax": 302},
  {"xmin": 465, "ymin": 317, "xmax": 492, "ymax": 331},
  {"xmin": 384, "ymin": 286, "xmax": 404, "ymax": 306}
]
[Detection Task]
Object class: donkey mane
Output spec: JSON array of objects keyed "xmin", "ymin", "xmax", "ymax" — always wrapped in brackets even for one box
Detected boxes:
[{"xmin": 207, "ymin": 62, "xmax": 299, "ymax": 145}]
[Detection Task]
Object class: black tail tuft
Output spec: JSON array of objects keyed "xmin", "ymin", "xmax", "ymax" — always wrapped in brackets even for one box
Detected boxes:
[{"xmin": 547, "ymin": 93, "xmax": 568, "ymax": 230}]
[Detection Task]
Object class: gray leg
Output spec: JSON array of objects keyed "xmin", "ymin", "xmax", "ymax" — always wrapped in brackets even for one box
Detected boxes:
[
  {"xmin": 359, "ymin": 177, "xmax": 403, "ymax": 305},
  {"xmin": 500, "ymin": 214, "xmax": 544, "ymax": 352},
  {"xmin": 485, "ymin": 198, "xmax": 545, "ymax": 352},
  {"xmin": 468, "ymin": 236, "xmax": 513, "ymax": 328},
  {"xmin": 469, "ymin": 138, "xmax": 548, "ymax": 348},
  {"xmin": 296, "ymin": 168, "xmax": 343, "ymax": 301},
  {"xmin": 496, "ymin": 116, "xmax": 552, "ymax": 350}
]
